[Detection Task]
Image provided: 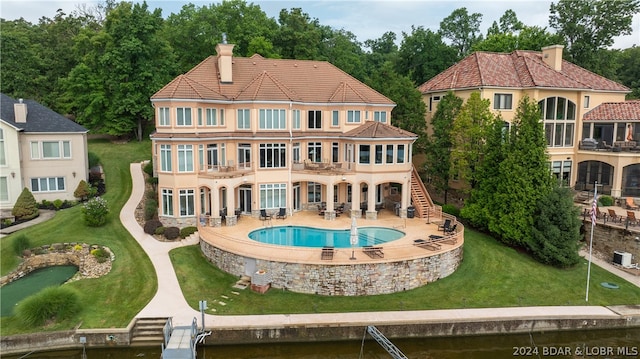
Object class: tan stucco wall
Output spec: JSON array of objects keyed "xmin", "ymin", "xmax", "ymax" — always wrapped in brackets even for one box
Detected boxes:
[{"xmin": 0, "ymin": 123, "xmax": 22, "ymax": 210}]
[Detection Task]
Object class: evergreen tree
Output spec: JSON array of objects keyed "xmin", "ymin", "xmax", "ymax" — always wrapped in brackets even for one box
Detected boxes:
[
  {"xmin": 460, "ymin": 115, "xmax": 507, "ymax": 230},
  {"xmin": 12, "ymin": 188, "xmax": 39, "ymax": 220},
  {"xmin": 529, "ymin": 186, "xmax": 582, "ymax": 267},
  {"xmin": 492, "ymin": 96, "xmax": 553, "ymax": 246},
  {"xmin": 427, "ymin": 91, "xmax": 463, "ymax": 203},
  {"xmin": 74, "ymin": 180, "xmax": 91, "ymax": 201}
]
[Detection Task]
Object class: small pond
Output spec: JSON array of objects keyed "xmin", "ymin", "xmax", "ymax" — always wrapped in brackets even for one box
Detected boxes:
[{"xmin": 1, "ymin": 265, "xmax": 78, "ymax": 317}]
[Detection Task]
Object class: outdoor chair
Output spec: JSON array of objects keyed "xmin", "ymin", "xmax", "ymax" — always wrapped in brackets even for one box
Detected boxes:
[
  {"xmin": 276, "ymin": 207, "xmax": 287, "ymax": 220},
  {"xmin": 438, "ymin": 219, "xmax": 452, "ymax": 232},
  {"xmin": 444, "ymin": 223, "xmax": 457, "ymax": 234},
  {"xmin": 627, "ymin": 211, "xmax": 638, "ymax": 226},
  {"xmin": 626, "ymin": 197, "xmax": 639, "ymax": 210},
  {"xmin": 321, "ymin": 246, "xmax": 334, "ymax": 260},
  {"xmin": 259, "ymin": 209, "xmax": 272, "ymax": 221},
  {"xmin": 607, "ymin": 209, "xmax": 622, "ymax": 223},
  {"xmin": 413, "ymin": 239, "xmax": 441, "ymax": 251},
  {"xmin": 362, "ymin": 246, "xmax": 384, "ymax": 258}
]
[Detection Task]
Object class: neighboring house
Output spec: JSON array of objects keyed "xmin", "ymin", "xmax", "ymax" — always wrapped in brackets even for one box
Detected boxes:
[
  {"xmin": 0, "ymin": 93, "xmax": 89, "ymax": 211},
  {"xmin": 418, "ymin": 45, "xmax": 639, "ymax": 198},
  {"xmin": 150, "ymin": 42, "xmax": 420, "ymax": 227}
]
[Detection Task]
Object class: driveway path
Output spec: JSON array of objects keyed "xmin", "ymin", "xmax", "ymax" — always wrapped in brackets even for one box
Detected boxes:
[{"xmin": 122, "ymin": 163, "xmax": 639, "ymax": 329}]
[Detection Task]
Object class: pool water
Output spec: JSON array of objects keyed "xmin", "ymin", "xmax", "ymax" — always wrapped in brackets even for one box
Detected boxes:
[
  {"xmin": 0, "ymin": 265, "xmax": 78, "ymax": 317},
  {"xmin": 248, "ymin": 226, "xmax": 404, "ymax": 248}
]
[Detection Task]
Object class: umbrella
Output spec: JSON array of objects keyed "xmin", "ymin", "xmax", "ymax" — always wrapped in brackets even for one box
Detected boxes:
[{"xmin": 350, "ymin": 215, "xmax": 358, "ymax": 260}]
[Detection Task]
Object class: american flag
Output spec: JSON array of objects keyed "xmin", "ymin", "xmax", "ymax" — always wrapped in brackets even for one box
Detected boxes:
[{"xmin": 590, "ymin": 196, "xmax": 598, "ymax": 223}]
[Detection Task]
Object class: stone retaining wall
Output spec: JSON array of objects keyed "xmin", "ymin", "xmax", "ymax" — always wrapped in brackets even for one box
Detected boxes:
[
  {"xmin": 583, "ymin": 221, "xmax": 640, "ymax": 266},
  {"xmin": 0, "ymin": 244, "xmax": 113, "ymax": 286},
  {"xmin": 200, "ymin": 240, "xmax": 463, "ymax": 296}
]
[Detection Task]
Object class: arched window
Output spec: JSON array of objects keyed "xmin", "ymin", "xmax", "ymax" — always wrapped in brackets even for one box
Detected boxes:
[{"xmin": 538, "ymin": 97, "xmax": 576, "ymax": 147}]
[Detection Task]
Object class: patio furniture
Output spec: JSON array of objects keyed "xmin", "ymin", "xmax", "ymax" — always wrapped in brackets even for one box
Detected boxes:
[
  {"xmin": 259, "ymin": 209, "xmax": 272, "ymax": 221},
  {"xmin": 321, "ymin": 246, "xmax": 334, "ymax": 260},
  {"xmin": 276, "ymin": 207, "xmax": 287, "ymax": 220},
  {"xmin": 626, "ymin": 197, "xmax": 639, "ymax": 210},
  {"xmin": 438, "ymin": 219, "xmax": 452, "ymax": 232},
  {"xmin": 444, "ymin": 224, "xmax": 457, "ymax": 234},
  {"xmin": 607, "ymin": 209, "xmax": 622, "ymax": 223},
  {"xmin": 362, "ymin": 246, "xmax": 384, "ymax": 258},
  {"xmin": 413, "ymin": 239, "xmax": 441, "ymax": 251},
  {"xmin": 627, "ymin": 211, "xmax": 638, "ymax": 225}
]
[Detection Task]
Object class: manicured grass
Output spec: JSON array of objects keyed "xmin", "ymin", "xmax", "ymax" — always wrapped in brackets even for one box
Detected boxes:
[
  {"xmin": 0, "ymin": 139, "xmax": 154, "ymax": 335},
  {"xmin": 171, "ymin": 229, "xmax": 640, "ymax": 315}
]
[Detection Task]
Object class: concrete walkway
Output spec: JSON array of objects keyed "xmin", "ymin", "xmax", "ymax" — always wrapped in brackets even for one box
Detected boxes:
[
  {"xmin": 121, "ymin": 162, "xmax": 639, "ymax": 328},
  {"xmin": 0, "ymin": 210, "xmax": 56, "ymax": 235}
]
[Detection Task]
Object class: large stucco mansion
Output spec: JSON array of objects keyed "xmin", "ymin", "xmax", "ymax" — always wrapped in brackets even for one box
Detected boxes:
[
  {"xmin": 419, "ymin": 45, "xmax": 639, "ymax": 198},
  {"xmin": 151, "ymin": 42, "xmax": 426, "ymax": 227}
]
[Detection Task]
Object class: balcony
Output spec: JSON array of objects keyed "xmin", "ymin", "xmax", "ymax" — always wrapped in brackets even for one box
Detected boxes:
[{"xmin": 578, "ymin": 139, "xmax": 640, "ymax": 153}]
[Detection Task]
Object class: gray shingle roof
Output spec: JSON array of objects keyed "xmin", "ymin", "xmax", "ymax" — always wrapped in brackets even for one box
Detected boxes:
[{"xmin": 1, "ymin": 93, "xmax": 88, "ymax": 133}]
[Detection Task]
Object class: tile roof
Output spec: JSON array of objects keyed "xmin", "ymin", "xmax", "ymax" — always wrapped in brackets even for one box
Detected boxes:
[
  {"xmin": 152, "ymin": 53, "xmax": 394, "ymax": 105},
  {"xmin": 0, "ymin": 93, "xmax": 88, "ymax": 133},
  {"xmin": 343, "ymin": 121, "xmax": 417, "ymax": 139},
  {"xmin": 583, "ymin": 100, "xmax": 640, "ymax": 121},
  {"xmin": 418, "ymin": 50, "xmax": 629, "ymax": 93}
]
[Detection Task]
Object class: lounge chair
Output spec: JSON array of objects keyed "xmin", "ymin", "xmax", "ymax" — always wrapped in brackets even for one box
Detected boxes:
[
  {"xmin": 627, "ymin": 211, "xmax": 638, "ymax": 225},
  {"xmin": 259, "ymin": 209, "xmax": 272, "ymax": 221},
  {"xmin": 607, "ymin": 209, "xmax": 622, "ymax": 223},
  {"xmin": 626, "ymin": 197, "xmax": 639, "ymax": 210},
  {"xmin": 362, "ymin": 246, "xmax": 384, "ymax": 258},
  {"xmin": 321, "ymin": 246, "xmax": 334, "ymax": 260},
  {"xmin": 413, "ymin": 239, "xmax": 441, "ymax": 251},
  {"xmin": 276, "ymin": 207, "xmax": 287, "ymax": 219},
  {"xmin": 438, "ymin": 219, "xmax": 451, "ymax": 232}
]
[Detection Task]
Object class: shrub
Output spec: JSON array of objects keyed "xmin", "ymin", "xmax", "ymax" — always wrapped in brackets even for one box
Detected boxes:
[
  {"xmin": 91, "ymin": 247, "xmax": 110, "ymax": 263},
  {"xmin": 143, "ymin": 160, "xmax": 154, "ymax": 176},
  {"xmin": 144, "ymin": 199, "xmax": 158, "ymax": 220},
  {"xmin": 53, "ymin": 199, "xmax": 64, "ymax": 210},
  {"xmin": 144, "ymin": 219, "xmax": 163, "ymax": 235},
  {"xmin": 12, "ymin": 188, "xmax": 39, "ymax": 220},
  {"xmin": 88, "ymin": 151, "xmax": 100, "ymax": 169},
  {"xmin": 164, "ymin": 227, "xmax": 180, "ymax": 240},
  {"xmin": 441, "ymin": 204, "xmax": 460, "ymax": 217},
  {"xmin": 180, "ymin": 226, "xmax": 197, "ymax": 239},
  {"xmin": 74, "ymin": 180, "xmax": 91, "ymax": 201},
  {"xmin": 15, "ymin": 286, "xmax": 82, "ymax": 326},
  {"xmin": 82, "ymin": 197, "xmax": 110, "ymax": 227},
  {"xmin": 12, "ymin": 234, "xmax": 31, "ymax": 256},
  {"xmin": 155, "ymin": 226, "xmax": 166, "ymax": 235},
  {"xmin": 598, "ymin": 195, "xmax": 614, "ymax": 207}
]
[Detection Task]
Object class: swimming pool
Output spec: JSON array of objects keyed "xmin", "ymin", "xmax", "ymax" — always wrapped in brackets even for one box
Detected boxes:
[{"xmin": 248, "ymin": 226, "xmax": 404, "ymax": 248}]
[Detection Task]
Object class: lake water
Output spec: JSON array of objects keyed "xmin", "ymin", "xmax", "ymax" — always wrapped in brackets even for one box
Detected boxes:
[
  {"xmin": 0, "ymin": 265, "xmax": 78, "ymax": 317},
  {"xmin": 5, "ymin": 327, "xmax": 638, "ymax": 358}
]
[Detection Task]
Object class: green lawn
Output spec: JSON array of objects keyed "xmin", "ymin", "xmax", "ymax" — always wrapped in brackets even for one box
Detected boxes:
[
  {"xmin": 171, "ymin": 229, "xmax": 640, "ymax": 315},
  {"xmin": 0, "ymin": 139, "xmax": 155, "ymax": 335}
]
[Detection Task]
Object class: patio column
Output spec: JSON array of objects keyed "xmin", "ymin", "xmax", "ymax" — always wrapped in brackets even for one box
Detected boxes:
[
  {"xmin": 324, "ymin": 184, "xmax": 336, "ymax": 220},
  {"xmin": 351, "ymin": 183, "xmax": 361, "ymax": 218},
  {"xmin": 211, "ymin": 188, "xmax": 221, "ymax": 227}
]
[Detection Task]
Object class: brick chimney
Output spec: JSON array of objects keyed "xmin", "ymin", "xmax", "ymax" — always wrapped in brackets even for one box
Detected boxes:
[
  {"xmin": 216, "ymin": 34, "xmax": 235, "ymax": 83},
  {"xmin": 14, "ymin": 98, "xmax": 27, "ymax": 123},
  {"xmin": 541, "ymin": 45, "xmax": 564, "ymax": 71}
]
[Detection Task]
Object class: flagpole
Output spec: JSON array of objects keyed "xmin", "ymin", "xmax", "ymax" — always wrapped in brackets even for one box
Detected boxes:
[{"xmin": 585, "ymin": 181, "xmax": 598, "ymax": 302}]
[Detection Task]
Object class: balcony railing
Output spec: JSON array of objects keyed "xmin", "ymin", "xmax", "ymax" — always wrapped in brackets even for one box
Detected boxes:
[{"xmin": 578, "ymin": 139, "xmax": 640, "ymax": 152}]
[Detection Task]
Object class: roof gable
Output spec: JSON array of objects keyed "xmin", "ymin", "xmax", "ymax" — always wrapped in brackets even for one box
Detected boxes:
[
  {"xmin": 0, "ymin": 93, "xmax": 88, "ymax": 133},
  {"xmin": 418, "ymin": 49, "xmax": 629, "ymax": 93}
]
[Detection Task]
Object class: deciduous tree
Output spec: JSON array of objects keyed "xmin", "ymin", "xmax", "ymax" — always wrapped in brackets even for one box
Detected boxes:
[
  {"xmin": 439, "ymin": 7, "xmax": 483, "ymax": 58},
  {"xmin": 426, "ymin": 91, "xmax": 463, "ymax": 204},
  {"xmin": 397, "ymin": 26, "xmax": 457, "ymax": 85},
  {"xmin": 549, "ymin": 0, "xmax": 640, "ymax": 73}
]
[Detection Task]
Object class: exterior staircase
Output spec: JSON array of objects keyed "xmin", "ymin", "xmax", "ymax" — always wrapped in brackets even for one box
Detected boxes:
[
  {"xmin": 131, "ymin": 317, "xmax": 169, "ymax": 347},
  {"xmin": 410, "ymin": 166, "xmax": 440, "ymax": 220}
]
